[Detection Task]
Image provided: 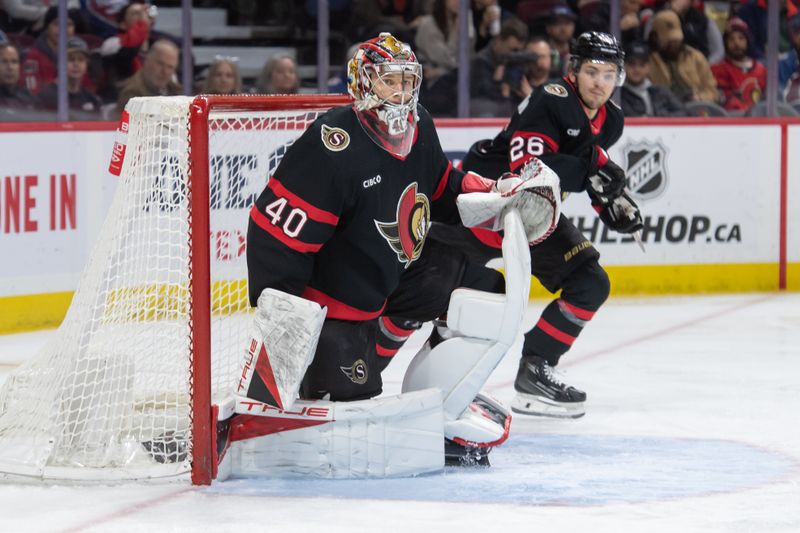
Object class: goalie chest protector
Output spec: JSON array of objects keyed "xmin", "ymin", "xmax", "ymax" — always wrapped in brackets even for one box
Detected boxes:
[{"xmin": 247, "ymin": 104, "xmax": 461, "ymax": 320}]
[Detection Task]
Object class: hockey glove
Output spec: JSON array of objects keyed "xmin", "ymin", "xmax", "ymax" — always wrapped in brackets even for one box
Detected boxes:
[
  {"xmin": 593, "ymin": 191, "xmax": 643, "ymax": 234},
  {"xmin": 587, "ymin": 159, "xmax": 627, "ymax": 205},
  {"xmin": 457, "ymin": 159, "xmax": 561, "ymax": 244}
]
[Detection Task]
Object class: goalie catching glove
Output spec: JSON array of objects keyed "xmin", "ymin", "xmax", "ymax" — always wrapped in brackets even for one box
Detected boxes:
[
  {"xmin": 456, "ymin": 158, "xmax": 561, "ymax": 245},
  {"xmin": 593, "ymin": 191, "xmax": 643, "ymax": 234}
]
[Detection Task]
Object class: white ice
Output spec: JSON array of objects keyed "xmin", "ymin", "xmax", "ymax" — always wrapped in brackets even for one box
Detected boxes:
[{"xmin": 1, "ymin": 293, "xmax": 799, "ymax": 533}]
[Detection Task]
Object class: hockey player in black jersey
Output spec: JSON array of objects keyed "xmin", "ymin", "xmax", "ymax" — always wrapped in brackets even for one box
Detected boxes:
[
  {"xmin": 234, "ymin": 33, "xmax": 562, "ymax": 474},
  {"xmin": 429, "ymin": 32, "xmax": 643, "ymax": 419},
  {"xmin": 244, "ymin": 33, "xmax": 557, "ymax": 408}
]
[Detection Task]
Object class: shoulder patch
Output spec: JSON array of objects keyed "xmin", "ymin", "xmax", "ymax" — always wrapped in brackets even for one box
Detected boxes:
[
  {"xmin": 543, "ymin": 83, "xmax": 568, "ymax": 98},
  {"xmin": 321, "ymin": 124, "xmax": 350, "ymax": 152}
]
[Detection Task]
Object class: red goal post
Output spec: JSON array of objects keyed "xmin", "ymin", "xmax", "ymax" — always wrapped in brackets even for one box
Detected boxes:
[
  {"xmin": 188, "ymin": 95, "xmax": 351, "ymax": 484},
  {"xmin": 0, "ymin": 94, "xmax": 352, "ymax": 485}
]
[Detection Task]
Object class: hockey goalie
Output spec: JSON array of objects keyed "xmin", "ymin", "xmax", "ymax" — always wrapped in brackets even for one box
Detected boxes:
[{"xmin": 218, "ymin": 33, "xmax": 561, "ymax": 478}]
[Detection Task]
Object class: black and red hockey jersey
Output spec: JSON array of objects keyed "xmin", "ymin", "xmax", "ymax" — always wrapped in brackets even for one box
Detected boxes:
[
  {"xmin": 465, "ymin": 77, "xmax": 624, "ymax": 192},
  {"xmin": 247, "ymin": 104, "xmax": 468, "ymax": 320},
  {"xmin": 460, "ymin": 77, "xmax": 624, "ymax": 248}
]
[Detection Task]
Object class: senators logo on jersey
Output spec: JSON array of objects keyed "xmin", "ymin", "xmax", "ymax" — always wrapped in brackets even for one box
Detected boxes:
[
  {"xmin": 375, "ymin": 182, "xmax": 430, "ymax": 267},
  {"xmin": 340, "ymin": 359, "xmax": 369, "ymax": 385},
  {"xmin": 321, "ymin": 124, "xmax": 350, "ymax": 152}
]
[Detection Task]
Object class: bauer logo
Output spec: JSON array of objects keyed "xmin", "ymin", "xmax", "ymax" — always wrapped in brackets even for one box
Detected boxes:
[{"xmin": 621, "ymin": 140, "xmax": 669, "ymax": 201}]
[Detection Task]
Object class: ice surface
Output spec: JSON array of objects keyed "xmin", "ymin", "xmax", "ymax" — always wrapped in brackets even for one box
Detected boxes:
[{"xmin": 1, "ymin": 294, "xmax": 798, "ymax": 533}]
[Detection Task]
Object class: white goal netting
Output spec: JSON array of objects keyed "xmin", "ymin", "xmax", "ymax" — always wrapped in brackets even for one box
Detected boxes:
[{"xmin": 0, "ymin": 95, "xmax": 344, "ymax": 483}]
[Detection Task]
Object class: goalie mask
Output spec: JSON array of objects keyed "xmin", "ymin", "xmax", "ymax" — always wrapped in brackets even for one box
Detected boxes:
[
  {"xmin": 569, "ymin": 31, "xmax": 626, "ymax": 87},
  {"xmin": 348, "ymin": 33, "xmax": 422, "ymax": 158}
]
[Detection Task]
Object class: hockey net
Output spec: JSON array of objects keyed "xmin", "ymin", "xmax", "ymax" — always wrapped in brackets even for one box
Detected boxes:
[{"xmin": 0, "ymin": 94, "xmax": 351, "ymax": 484}]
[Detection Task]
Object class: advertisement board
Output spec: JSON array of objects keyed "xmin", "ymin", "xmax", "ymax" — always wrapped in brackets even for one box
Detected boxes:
[
  {"xmin": 436, "ymin": 123, "xmax": 782, "ymax": 266},
  {"xmin": 787, "ymin": 125, "xmax": 800, "ymax": 290},
  {"xmin": 0, "ymin": 130, "xmax": 117, "ymax": 296},
  {"xmin": 0, "ymin": 118, "xmax": 796, "ymax": 331}
]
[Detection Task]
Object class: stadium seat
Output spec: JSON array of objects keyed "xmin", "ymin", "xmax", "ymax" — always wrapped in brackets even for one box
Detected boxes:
[
  {"xmin": 684, "ymin": 101, "xmax": 728, "ymax": 117},
  {"xmin": 745, "ymin": 101, "xmax": 800, "ymax": 117}
]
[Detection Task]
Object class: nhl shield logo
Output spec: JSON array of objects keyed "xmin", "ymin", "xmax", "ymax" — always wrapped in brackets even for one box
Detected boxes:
[{"xmin": 622, "ymin": 140, "xmax": 669, "ymax": 200}]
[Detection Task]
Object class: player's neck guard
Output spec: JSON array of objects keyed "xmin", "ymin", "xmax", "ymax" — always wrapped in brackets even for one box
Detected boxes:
[{"xmin": 355, "ymin": 105, "xmax": 419, "ymax": 158}]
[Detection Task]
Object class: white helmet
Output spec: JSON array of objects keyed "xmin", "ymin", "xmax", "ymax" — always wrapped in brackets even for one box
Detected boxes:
[{"xmin": 347, "ymin": 33, "xmax": 422, "ymax": 157}]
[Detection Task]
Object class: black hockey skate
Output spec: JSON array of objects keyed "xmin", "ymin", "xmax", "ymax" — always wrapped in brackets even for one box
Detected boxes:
[{"xmin": 511, "ymin": 356, "xmax": 586, "ymax": 419}]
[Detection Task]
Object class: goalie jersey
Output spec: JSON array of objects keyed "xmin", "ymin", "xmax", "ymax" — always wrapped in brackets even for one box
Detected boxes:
[
  {"xmin": 464, "ymin": 77, "xmax": 624, "ymax": 192},
  {"xmin": 247, "ymin": 104, "xmax": 466, "ymax": 320}
]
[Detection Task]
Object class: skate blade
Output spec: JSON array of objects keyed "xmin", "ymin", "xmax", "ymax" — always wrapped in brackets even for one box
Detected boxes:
[{"xmin": 510, "ymin": 393, "xmax": 585, "ymax": 419}]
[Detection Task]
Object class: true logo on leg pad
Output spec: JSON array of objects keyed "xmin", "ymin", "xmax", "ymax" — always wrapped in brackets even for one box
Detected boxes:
[{"xmin": 340, "ymin": 359, "xmax": 369, "ymax": 384}]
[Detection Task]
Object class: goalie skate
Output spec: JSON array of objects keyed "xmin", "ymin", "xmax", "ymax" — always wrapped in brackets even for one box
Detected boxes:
[{"xmin": 444, "ymin": 393, "xmax": 511, "ymax": 467}]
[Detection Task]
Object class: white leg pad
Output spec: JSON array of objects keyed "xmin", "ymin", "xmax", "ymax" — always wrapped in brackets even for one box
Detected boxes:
[
  {"xmin": 225, "ymin": 389, "xmax": 444, "ymax": 478},
  {"xmin": 402, "ymin": 209, "xmax": 532, "ymax": 427},
  {"xmin": 236, "ymin": 288, "xmax": 326, "ymax": 411},
  {"xmin": 402, "ymin": 336, "xmax": 509, "ymax": 422}
]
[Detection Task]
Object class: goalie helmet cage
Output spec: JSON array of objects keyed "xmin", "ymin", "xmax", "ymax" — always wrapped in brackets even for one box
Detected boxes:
[{"xmin": 0, "ymin": 94, "xmax": 352, "ymax": 485}]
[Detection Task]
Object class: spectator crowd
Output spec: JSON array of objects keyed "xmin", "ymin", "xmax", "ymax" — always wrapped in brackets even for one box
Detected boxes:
[{"xmin": 1, "ymin": 0, "xmax": 800, "ymax": 121}]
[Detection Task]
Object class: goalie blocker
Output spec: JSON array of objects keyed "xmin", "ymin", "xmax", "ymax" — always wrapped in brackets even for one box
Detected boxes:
[{"xmin": 221, "ymin": 208, "xmax": 540, "ymax": 478}]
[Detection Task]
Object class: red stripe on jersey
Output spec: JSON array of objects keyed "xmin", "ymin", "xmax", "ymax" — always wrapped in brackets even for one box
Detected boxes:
[
  {"xmin": 375, "ymin": 344, "xmax": 399, "ymax": 357},
  {"xmin": 267, "ymin": 178, "xmax": 339, "ymax": 225},
  {"xmin": 460, "ymin": 171, "xmax": 495, "ymax": 193},
  {"xmin": 250, "ymin": 205, "xmax": 322, "ymax": 253},
  {"xmin": 508, "ymin": 131, "xmax": 559, "ymax": 172},
  {"xmin": 469, "ymin": 227, "xmax": 503, "ymax": 249},
  {"xmin": 559, "ymin": 300, "xmax": 596, "ymax": 321},
  {"xmin": 302, "ymin": 286, "xmax": 386, "ymax": 321},
  {"xmin": 432, "ymin": 160, "xmax": 452, "ymax": 200},
  {"xmin": 381, "ymin": 316, "xmax": 416, "ymax": 337},
  {"xmin": 595, "ymin": 146, "xmax": 609, "ymax": 167},
  {"xmin": 536, "ymin": 318, "xmax": 576, "ymax": 346},
  {"xmin": 590, "ymin": 105, "xmax": 607, "ymax": 136}
]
